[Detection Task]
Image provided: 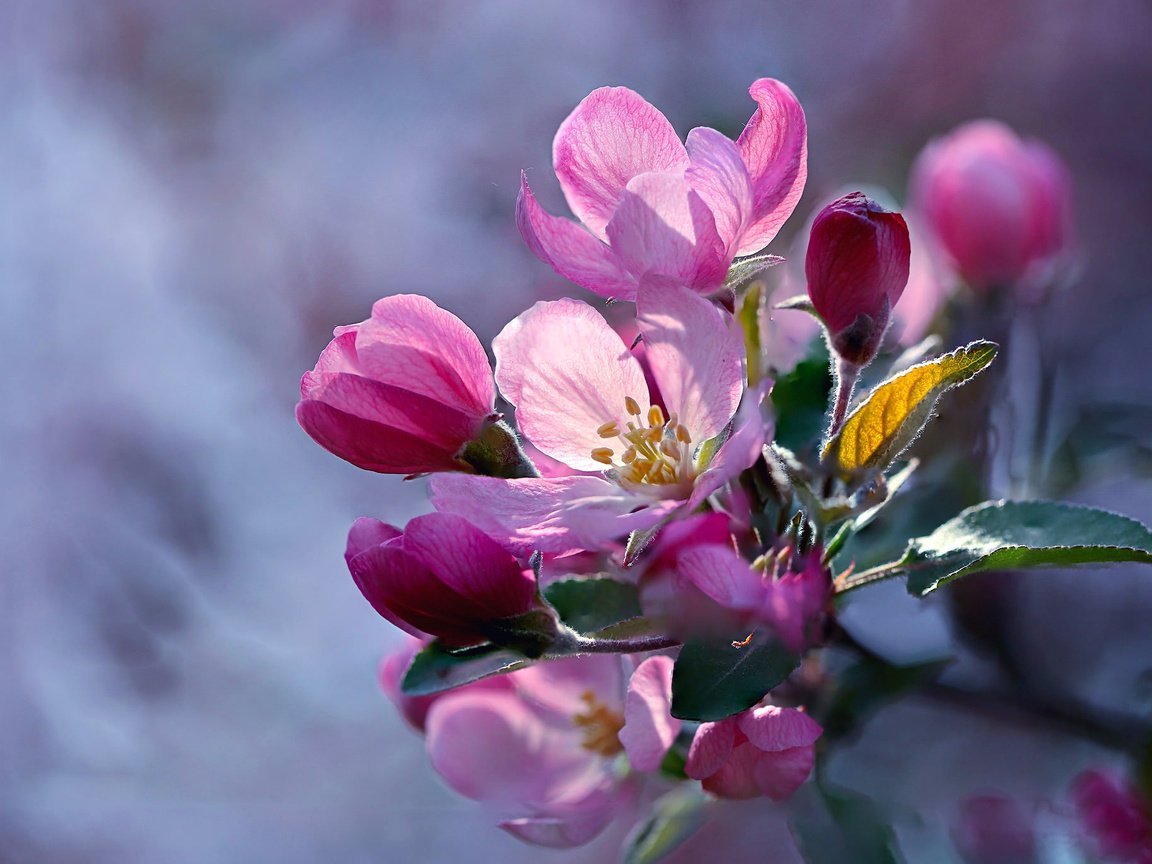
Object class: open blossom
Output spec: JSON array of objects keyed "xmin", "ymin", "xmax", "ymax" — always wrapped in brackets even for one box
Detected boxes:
[
  {"xmin": 429, "ymin": 281, "xmax": 769, "ymax": 553},
  {"xmin": 619, "ymin": 655, "xmax": 682, "ymax": 773},
  {"xmin": 296, "ymin": 294, "xmax": 497, "ymax": 475},
  {"xmin": 518, "ymin": 79, "xmax": 806, "ymax": 300},
  {"xmin": 685, "ymin": 704, "xmax": 822, "ymax": 800},
  {"xmin": 911, "ymin": 120, "xmax": 1074, "ymax": 298},
  {"xmin": 344, "ymin": 512, "xmax": 536, "ymax": 646},
  {"xmin": 425, "ymin": 656, "xmax": 634, "ymax": 848},
  {"xmin": 676, "ymin": 543, "xmax": 830, "ymax": 652},
  {"xmin": 805, "ymin": 192, "xmax": 911, "ymax": 367}
]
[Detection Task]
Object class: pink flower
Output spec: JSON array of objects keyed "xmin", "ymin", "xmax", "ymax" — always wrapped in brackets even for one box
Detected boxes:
[
  {"xmin": 685, "ymin": 704, "xmax": 821, "ymax": 800},
  {"xmin": 1072, "ymin": 770, "xmax": 1152, "ymax": 863},
  {"xmin": 425, "ymin": 655, "xmax": 633, "ymax": 848},
  {"xmin": 805, "ymin": 192, "xmax": 911, "ymax": 367},
  {"xmin": 429, "ymin": 281, "xmax": 768, "ymax": 554},
  {"xmin": 911, "ymin": 120, "xmax": 1074, "ymax": 298},
  {"xmin": 344, "ymin": 512, "xmax": 537, "ymax": 646},
  {"xmin": 619, "ymin": 655, "xmax": 682, "ymax": 773},
  {"xmin": 518, "ymin": 79, "xmax": 807, "ymax": 300},
  {"xmin": 952, "ymin": 795, "xmax": 1038, "ymax": 864},
  {"xmin": 676, "ymin": 543, "xmax": 830, "ymax": 653},
  {"xmin": 297, "ymin": 294, "xmax": 497, "ymax": 475}
]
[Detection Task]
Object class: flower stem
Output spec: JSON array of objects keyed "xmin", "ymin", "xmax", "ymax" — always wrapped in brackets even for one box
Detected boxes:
[
  {"xmin": 549, "ymin": 627, "xmax": 681, "ymax": 656},
  {"xmin": 826, "ymin": 356, "xmax": 861, "ymax": 442}
]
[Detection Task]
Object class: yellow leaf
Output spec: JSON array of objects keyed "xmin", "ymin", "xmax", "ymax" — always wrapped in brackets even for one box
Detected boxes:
[{"xmin": 824, "ymin": 341, "xmax": 997, "ymax": 479}]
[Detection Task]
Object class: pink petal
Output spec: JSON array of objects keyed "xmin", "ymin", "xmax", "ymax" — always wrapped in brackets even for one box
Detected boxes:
[
  {"xmin": 499, "ymin": 808, "xmax": 614, "ymax": 849},
  {"xmin": 686, "ymin": 127, "xmax": 754, "ymax": 255},
  {"xmin": 300, "ymin": 371, "xmax": 483, "ymax": 450},
  {"xmin": 637, "ymin": 279, "xmax": 744, "ymax": 443},
  {"xmin": 685, "ymin": 716, "xmax": 739, "ymax": 780},
  {"xmin": 295, "ymin": 399, "xmax": 466, "ymax": 475},
  {"xmin": 676, "ymin": 545, "xmax": 766, "ymax": 612},
  {"xmin": 346, "ymin": 545, "xmax": 472, "ymax": 641},
  {"xmin": 734, "ymin": 78, "xmax": 808, "ymax": 256},
  {"xmin": 493, "ymin": 298, "xmax": 649, "ymax": 471},
  {"xmin": 687, "ymin": 382, "xmax": 772, "ymax": 507},
  {"xmin": 426, "ymin": 690, "xmax": 603, "ymax": 806},
  {"xmin": 308, "ymin": 329, "xmax": 360, "ymax": 378},
  {"xmin": 402, "ymin": 513, "xmax": 536, "ymax": 619},
  {"xmin": 702, "ymin": 742, "xmax": 763, "ymax": 799},
  {"xmin": 345, "ymin": 517, "xmax": 402, "ymax": 564},
  {"xmin": 515, "ymin": 654, "xmax": 625, "ymax": 717},
  {"xmin": 553, "ymin": 86, "xmax": 689, "ymax": 241},
  {"xmin": 428, "ymin": 474, "xmax": 677, "ymax": 555},
  {"xmin": 351, "ymin": 294, "xmax": 495, "ymax": 419},
  {"xmin": 516, "ymin": 173, "xmax": 638, "ymax": 300},
  {"xmin": 619, "ymin": 656, "xmax": 681, "ymax": 772},
  {"xmin": 751, "ymin": 746, "xmax": 815, "ymax": 801},
  {"xmin": 738, "ymin": 705, "xmax": 822, "ymax": 752},
  {"xmin": 605, "ymin": 172, "xmax": 728, "ymax": 290}
]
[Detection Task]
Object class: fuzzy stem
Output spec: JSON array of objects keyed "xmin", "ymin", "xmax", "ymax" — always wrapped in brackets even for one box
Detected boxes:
[
  {"xmin": 826, "ymin": 356, "xmax": 861, "ymax": 442},
  {"xmin": 548, "ymin": 626, "xmax": 681, "ymax": 656}
]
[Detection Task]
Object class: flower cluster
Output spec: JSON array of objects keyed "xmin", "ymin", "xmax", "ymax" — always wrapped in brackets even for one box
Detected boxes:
[{"xmin": 295, "ymin": 77, "xmax": 1142, "ymax": 862}]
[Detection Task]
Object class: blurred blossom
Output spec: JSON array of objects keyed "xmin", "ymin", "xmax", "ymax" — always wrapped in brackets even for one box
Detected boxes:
[
  {"xmin": 952, "ymin": 795, "xmax": 1039, "ymax": 864},
  {"xmin": 1071, "ymin": 770, "xmax": 1152, "ymax": 863},
  {"xmin": 911, "ymin": 119, "xmax": 1075, "ymax": 300}
]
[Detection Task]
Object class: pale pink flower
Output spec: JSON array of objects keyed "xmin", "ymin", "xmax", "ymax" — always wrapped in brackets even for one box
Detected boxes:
[
  {"xmin": 911, "ymin": 120, "xmax": 1075, "ymax": 299},
  {"xmin": 685, "ymin": 704, "xmax": 821, "ymax": 800},
  {"xmin": 345, "ymin": 512, "xmax": 536, "ymax": 646},
  {"xmin": 619, "ymin": 655, "xmax": 682, "ymax": 773},
  {"xmin": 676, "ymin": 544, "xmax": 830, "ymax": 653},
  {"xmin": 425, "ymin": 655, "xmax": 633, "ymax": 848},
  {"xmin": 429, "ymin": 281, "xmax": 767, "ymax": 554},
  {"xmin": 518, "ymin": 79, "xmax": 807, "ymax": 300},
  {"xmin": 297, "ymin": 294, "xmax": 497, "ymax": 475}
]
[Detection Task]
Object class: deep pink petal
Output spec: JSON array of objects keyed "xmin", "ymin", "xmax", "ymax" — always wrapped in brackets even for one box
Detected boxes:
[
  {"xmin": 350, "ymin": 294, "xmax": 495, "ymax": 418},
  {"xmin": 346, "ymin": 545, "xmax": 470, "ymax": 640},
  {"xmin": 300, "ymin": 371, "xmax": 483, "ymax": 450},
  {"xmin": 516, "ymin": 174, "xmax": 638, "ymax": 300},
  {"xmin": 345, "ymin": 517, "xmax": 402, "ymax": 565},
  {"xmin": 515, "ymin": 654, "xmax": 625, "ymax": 717},
  {"xmin": 751, "ymin": 746, "xmax": 815, "ymax": 801},
  {"xmin": 734, "ymin": 78, "xmax": 808, "ymax": 256},
  {"xmin": 685, "ymin": 717, "xmax": 739, "ymax": 781},
  {"xmin": 619, "ymin": 656, "xmax": 681, "ymax": 772},
  {"xmin": 686, "ymin": 127, "xmax": 754, "ymax": 255},
  {"xmin": 426, "ymin": 690, "xmax": 604, "ymax": 807},
  {"xmin": 687, "ymin": 382, "xmax": 772, "ymax": 507},
  {"xmin": 493, "ymin": 298, "xmax": 649, "ymax": 471},
  {"xmin": 738, "ymin": 705, "xmax": 822, "ymax": 752},
  {"xmin": 295, "ymin": 400, "xmax": 466, "ymax": 475},
  {"xmin": 402, "ymin": 513, "xmax": 536, "ymax": 619},
  {"xmin": 637, "ymin": 279, "xmax": 744, "ymax": 442},
  {"xmin": 428, "ymin": 474, "xmax": 676, "ymax": 555},
  {"xmin": 676, "ymin": 545, "xmax": 766, "ymax": 612},
  {"xmin": 701, "ymin": 741, "xmax": 763, "ymax": 800},
  {"xmin": 605, "ymin": 172, "xmax": 728, "ymax": 290},
  {"xmin": 553, "ymin": 87, "xmax": 689, "ymax": 241}
]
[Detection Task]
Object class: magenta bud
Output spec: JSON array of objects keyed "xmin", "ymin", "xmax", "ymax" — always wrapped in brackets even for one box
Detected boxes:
[
  {"xmin": 805, "ymin": 192, "xmax": 910, "ymax": 367},
  {"xmin": 911, "ymin": 120, "xmax": 1074, "ymax": 297}
]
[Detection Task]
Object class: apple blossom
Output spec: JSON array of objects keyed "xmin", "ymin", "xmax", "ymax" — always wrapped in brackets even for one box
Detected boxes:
[
  {"xmin": 518, "ymin": 78, "xmax": 806, "ymax": 299},
  {"xmin": 1071, "ymin": 770, "xmax": 1152, "ymax": 863}
]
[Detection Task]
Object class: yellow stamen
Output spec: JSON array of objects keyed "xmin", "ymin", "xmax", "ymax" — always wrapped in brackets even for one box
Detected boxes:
[
  {"xmin": 647, "ymin": 404, "xmax": 665, "ymax": 427},
  {"xmin": 597, "ymin": 421, "xmax": 620, "ymax": 438},
  {"xmin": 572, "ymin": 690, "xmax": 624, "ymax": 757},
  {"xmin": 620, "ymin": 447, "xmax": 637, "ymax": 464},
  {"xmin": 624, "ymin": 396, "xmax": 642, "ymax": 416},
  {"xmin": 590, "ymin": 447, "xmax": 614, "ymax": 465},
  {"xmin": 676, "ymin": 424, "xmax": 692, "ymax": 444}
]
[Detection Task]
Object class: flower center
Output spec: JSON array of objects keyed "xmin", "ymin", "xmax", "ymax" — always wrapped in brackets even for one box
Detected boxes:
[
  {"xmin": 572, "ymin": 690, "xmax": 625, "ymax": 757},
  {"xmin": 589, "ymin": 397, "xmax": 695, "ymax": 490}
]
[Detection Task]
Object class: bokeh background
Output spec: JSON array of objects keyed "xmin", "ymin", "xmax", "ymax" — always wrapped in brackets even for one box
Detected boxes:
[{"xmin": 4, "ymin": 1, "xmax": 1151, "ymax": 861}]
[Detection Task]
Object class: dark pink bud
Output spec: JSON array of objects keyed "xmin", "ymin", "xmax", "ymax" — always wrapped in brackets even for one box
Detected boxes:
[
  {"xmin": 1071, "ymin": 770, "xmax": 1152, "ymax": 861},
  {"xmin": 911, "ymin": 120, "xmax": 1074, "ymax": 297},
  {"xmin": 805, "ymin": 192, "xmax": 910, "ymax": 366},
  {"xmin": 345, "ymin": 513, "xmax": 537, "ymax": 646},
  {"xmin": 296, "ymin": 294, "xmax": 497, "ymax": 475}
]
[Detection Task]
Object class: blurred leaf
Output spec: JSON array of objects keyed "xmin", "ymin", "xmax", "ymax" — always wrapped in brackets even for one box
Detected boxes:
[
  {"xmin": 823, "ymin": 341, "xmax": 997, "ymax": 480},
  {"xmin": 671, "ymin": 630, "xmax": 799, "ymax": 721},
  {"xmin": 838, "ymin": 500, "xmax": 1152, "ymax": 596},
  {"xmin": 402, "ymin": 641, "xmax": 530, "ymax": 696},
  {"xmin": 772, "ymin": 340, "xmax": 833, "ymax": 454},
  {"xmin": 818, "ymin": 655, "xmax": 951, "ymax": 740},
  {"xmin": 543, "ymin": 577, "xmax": 641, "ymax": 633},
  {"xmin": 622, "ymin": 786, "xmax": 712, "ymax": 864},
  {"xmin": 791, "ymin": 782, "xmax": 904, "ymax": 864}
]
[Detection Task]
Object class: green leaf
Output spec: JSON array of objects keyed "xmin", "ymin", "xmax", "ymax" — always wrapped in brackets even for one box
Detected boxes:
[
  {"xmin": 791, "ymin": 783, "xmax": 904, "ymax": 864},
  {"xmin": 401, "ymin": 641, "xmax": 531, "ymax": 696},
  {"xmin": 476, "ymin": 608, "xmax": 560, "ymax": 658},
  {"xmin": 823, "ymin": 341, "xmax": 997, "ymax": 480},
  {"xmin": 725, "ymin": 253, "xmax": 784, "ymax": 290},
  {"xmin": 902, "ymin": 500, "xmax": 1152, "ymax": 596},
  {"xmin": 543, "ymin": 577, "xmax": 641, "ymax": 633},
  {"xmin": 622, "ymin": 786, "xmax": 712, "ymax": 864},
  {"xmin": 671, "ymin": 630, "xmax": 799, "ymax": 721},
  {"xmin": 772, "ymin": 340, "xmax": 833, "ymax": 454}
]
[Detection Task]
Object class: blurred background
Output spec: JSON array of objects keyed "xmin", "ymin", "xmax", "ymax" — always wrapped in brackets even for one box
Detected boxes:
[{"xmin": 3, "ymin": 0, "xmax": 1151, "ymax": 861}]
